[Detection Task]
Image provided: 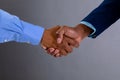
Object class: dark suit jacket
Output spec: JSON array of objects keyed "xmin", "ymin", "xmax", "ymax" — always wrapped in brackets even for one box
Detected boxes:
[{"xmin": 82, "ymin": 0, "xmax": 120, "ymax": 38}]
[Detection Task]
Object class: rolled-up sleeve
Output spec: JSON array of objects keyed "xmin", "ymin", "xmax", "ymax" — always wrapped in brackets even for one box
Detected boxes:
[
  {"xmin": 0, "ymin": 9, "xmax": 44, "ymax": 45},
  {"xmin": 18, "ymin": 21, "xmax": 44, "ymax": 45}
]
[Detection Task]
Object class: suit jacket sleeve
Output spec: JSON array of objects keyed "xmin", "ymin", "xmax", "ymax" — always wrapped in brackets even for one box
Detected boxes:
[{"xmin": 82, "ymin": 0, "xmax": 120, "ymax": 38}]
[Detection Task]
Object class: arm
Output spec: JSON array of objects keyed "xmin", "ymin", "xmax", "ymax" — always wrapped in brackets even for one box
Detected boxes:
[
  {"xmin": 82, "ymin": 0, "xmax": 120, "ymax": 38},
  {"xmin": 46, "ymin": 0, "xmax": 120, "ymax": 57},
  {"xmin": 0, "ymin": 9, "xmax": 44, "ymax": 45},
  {"xmin": 0, "ymin": 9, "xmax": 73, "ymax": 56}
]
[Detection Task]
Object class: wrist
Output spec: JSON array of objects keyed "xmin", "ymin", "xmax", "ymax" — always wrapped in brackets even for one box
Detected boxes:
[
  {"xmin": 74, "ymin": 24, "xmax": 93, "ymax": 39},
  {"xmin": 40, "ymin": 29, "xmax": 47, "ymax": 44}
]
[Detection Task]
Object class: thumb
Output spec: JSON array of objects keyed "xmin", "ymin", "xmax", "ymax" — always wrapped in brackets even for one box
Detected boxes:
[{"xmin": 56, "ymin": 26, "xmax": 65, "ymax": 44}]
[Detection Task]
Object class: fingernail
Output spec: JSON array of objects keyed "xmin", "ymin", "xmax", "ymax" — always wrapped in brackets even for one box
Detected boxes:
[
  {"xmin": 55, "ymin": 54, "xmax": 60, "ymax": 57},
  {"xmin": 57, "ymin": 38, "xmax": 61, "ymax": 43},
  {"xmin": 41, "ymin": 45, "xmax": 47, "ymax": 49},
  {"xmin": 55, "ymin": 50, "xmax": 59, "ymax": 54},
  {"xmin": 50, "ymin": 48, "xmax": 54, "ymax": 52}
]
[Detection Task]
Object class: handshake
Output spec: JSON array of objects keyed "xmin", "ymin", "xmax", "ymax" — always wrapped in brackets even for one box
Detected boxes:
[{"xmin": 40, "ymin": 24, "xmax": 93, "ymax": 57}]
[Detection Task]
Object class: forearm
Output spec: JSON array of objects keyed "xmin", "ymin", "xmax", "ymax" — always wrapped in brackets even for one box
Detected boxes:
[
  {"xmin": 0, "ymin": 9, "xmax": 44, "ymax": 45},
  {"xmin": 82, "ymin": 0, "xmax": 120, "ymax": 38}
]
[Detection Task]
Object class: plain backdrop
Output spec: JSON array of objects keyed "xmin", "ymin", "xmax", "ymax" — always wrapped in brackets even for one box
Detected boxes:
[{"xmin": 0, "ymin": 0, "xmax": 120, "ymax": 80}]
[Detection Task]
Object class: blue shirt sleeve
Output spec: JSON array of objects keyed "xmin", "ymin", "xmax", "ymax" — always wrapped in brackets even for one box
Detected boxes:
[
  {"xmin": 80, "ymin": 21, "xmax": 96, "ymax": 38},
  {"xmin": 0, "ymin": 9, "xmax": 44, "ymax": 45}
]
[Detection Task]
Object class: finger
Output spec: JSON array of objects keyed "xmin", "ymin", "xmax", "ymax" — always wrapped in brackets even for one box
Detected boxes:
[
  {"xmin": 62, "ymin": 39, "xmax": 73, "ymax": 53},
  {"xmin": 53, "ymin": 49, "xmax": 60, "ymax": 55},
  {"xmin": 54, "ymin": 53, "xmax": 62, "ymax": 57},
  {"xmin": 60, "ymin": 49, "xmax": 67, "ymax": 56},
  {"xmin": 66, "ymin": 45, "xmax": 73, "ymax": 53},
  {"xmin": 56, "ymin": 26, "xmax": 65, "ymax": 44},
  {"xmin": 57, "ymin": 39, "xmax": 74, "ymax": 56},
  {"xmin": 55, "ymin": 53, "xmax": 60, "ymax": 57},
  {"xmin": 52, "ymin": 50, "xmax": 60, "ymax": 57},
  {"xmin": 49, "ymin": 49, "xmax": 60, "ymax": 56},
  {"xmin": 47, "ymin": 48, "xmax": 55, "ymax": 54},
  {"xmin": 65, "ymin": 37, "xmax": 80, "ymax": 48},
  {"xmin": 49, "ymin": 48, "xmax": 55, "ymax": 53},
  {"xmin": 41, "ymin": 45, "xmax": 47, "ymax": 50}
]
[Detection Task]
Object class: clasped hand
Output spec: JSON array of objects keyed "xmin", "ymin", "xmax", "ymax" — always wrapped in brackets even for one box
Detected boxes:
[{"xmin": 40, "ymin": 24, "xmax": 92, "ymax": 57}]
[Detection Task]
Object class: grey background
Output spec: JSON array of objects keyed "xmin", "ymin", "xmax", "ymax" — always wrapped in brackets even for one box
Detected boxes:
[{"xmin": 0, "ymin": 0, "xmax": 120, "ymax": 80}]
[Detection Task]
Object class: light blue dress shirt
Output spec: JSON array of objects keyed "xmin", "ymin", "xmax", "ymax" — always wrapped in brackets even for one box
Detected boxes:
[{"xmin": 0, "ymin": 9, "xmax": 44, "ymax": 45}]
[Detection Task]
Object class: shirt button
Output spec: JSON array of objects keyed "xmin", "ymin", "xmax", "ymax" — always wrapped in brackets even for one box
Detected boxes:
[
  {"xmin": 4, "ymin": 39, "xmax": 8, "ymax": 42},
  {"xmin": 27, "ymin": 41, "xmax": 30, "ymax": 44}
]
